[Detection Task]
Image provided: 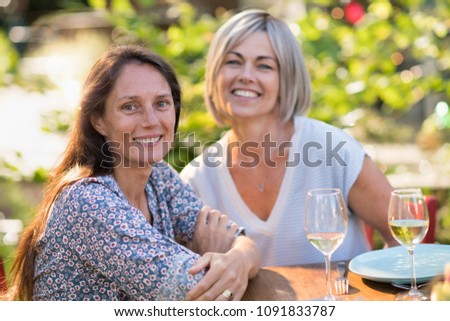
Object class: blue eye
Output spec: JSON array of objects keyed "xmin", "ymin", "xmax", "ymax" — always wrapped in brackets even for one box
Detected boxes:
[
  {"xmin": 122, "ymin": 103, "xmax": 138, "ymax": 111},
  {"xmin": 259, "ymin": 64, "xmax": 273, "ymax": 70},
  {"xmin": 225, "ymin": 60, "xmax": 241, "ymax": 65},
  {"xmin": 155, "ymin": 101, "xmax": 171, "ymax": 109}
]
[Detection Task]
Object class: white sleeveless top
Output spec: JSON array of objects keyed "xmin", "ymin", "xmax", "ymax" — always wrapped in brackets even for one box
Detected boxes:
[{"xmin": 181, "ymin": 116, "xmax": 371, "ymax": 266}]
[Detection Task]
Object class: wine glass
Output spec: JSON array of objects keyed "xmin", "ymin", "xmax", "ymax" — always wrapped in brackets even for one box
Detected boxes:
[
  {"xmin": 388, "ymin": 188, "xmax": 429, "ymax": 301},
  {"xmin": 304, "ymin": 188, "xmax": 348, "ymax": 301}
]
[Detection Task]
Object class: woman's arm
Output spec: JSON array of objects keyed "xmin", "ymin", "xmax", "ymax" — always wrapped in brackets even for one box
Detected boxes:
[
  {"xmin": 162, "ymin": 164, "xmax": 260, "ymax": 300},
  {"xmin": 66, "ymin": 179, "xmax": 205, "ymax": 300},
  {"xmin": 348, "ymin": 156, "xmax": 398, "ymax": 247}
]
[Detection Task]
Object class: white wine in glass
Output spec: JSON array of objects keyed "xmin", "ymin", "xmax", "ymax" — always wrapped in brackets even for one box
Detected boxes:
[
  {"xmin": 304, "ymin": 188, "xmax": 348, "ymax": 301},
  {"xmin": 388, "ymin": 188, "xmax": 429, "ymax": 301}
]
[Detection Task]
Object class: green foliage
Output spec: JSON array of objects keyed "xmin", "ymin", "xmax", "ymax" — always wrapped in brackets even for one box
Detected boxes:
[
  {"xmin": 0, "ymin": 158, "xmax": 21, "ymax": 181},
  {"xmin": 92, "ymin": 0, "xmax": 449, "ymax": 165},
  {"xmin": 0, "ymin": 30, "xmax": 19, "ymax": 85},
  {"xmin": 32, "ymin": 167, "xmax": 49, "ymax": 184},
  {"xmin": 0, "ymin": 180, "xmax": 38, "ymax": 274},
  {"xmin": 0, "ymin": 180, "xmax": 35, "ymax": 227},
  {"xmin": 40, "ymin": 109, "xmax": 73, "ymax": 133},
  {"xmin": 88, "ymin": 0, "xmax": 136, "ymax": 12},
  {"xmin": 300, "ymin": 0, "xmax": 449, "ymax": 127},
  {"xmin": 347, "ymin": 109, "xmax": 414, "ymax": 143}
]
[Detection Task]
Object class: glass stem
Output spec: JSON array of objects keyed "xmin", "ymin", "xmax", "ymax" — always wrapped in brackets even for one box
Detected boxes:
[
  {"xmin": 408, "ymin": 248, "xmax": 418, "ymax": 292},
  {"xmin": 324, "ymin": 254, "xmax": 334, "ymax": 300}
]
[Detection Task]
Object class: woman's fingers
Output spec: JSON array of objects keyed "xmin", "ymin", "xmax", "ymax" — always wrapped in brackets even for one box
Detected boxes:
[
  {"xmin": 186, "ymin": 254, "xmax": 217, "ymax": 300},
  {"xmin": 190, "ymin": 273, "xmax": 235, "ymax": 301},
  {"xmin": 188, "ymin": 253, "xmax": 226, "ymax": 300},
  {"xmin": 197, "ymin": 206, "xmax": 211, "ymax": 226},
  {"xmin": 190, "ymin": 271, "xmax": 246, "ymax": 301},
  {"xmin": 206, "ymin": 209, "xmax": 222, "ymax": 226},
  {"xmin": 227, "ymin": 223, "xmax": 239, "ymax": 237},
  {"xmin": 188, "ymin": 253, "xmax": 213, "ymax": 275}
]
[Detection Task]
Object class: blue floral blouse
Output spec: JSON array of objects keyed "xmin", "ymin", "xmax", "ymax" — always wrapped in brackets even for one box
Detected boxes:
[{"xmin": 33, "ymin": 162, "xmax": 205, "ymax": 301}]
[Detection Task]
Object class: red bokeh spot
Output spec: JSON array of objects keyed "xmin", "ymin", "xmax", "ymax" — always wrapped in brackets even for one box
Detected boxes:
[{"xmin": 344, "ymin": 1, "xmax": 365, "ymax": 25}]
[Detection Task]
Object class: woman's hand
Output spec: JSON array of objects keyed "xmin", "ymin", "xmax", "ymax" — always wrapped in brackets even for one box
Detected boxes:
[
  {"xmin": 189, "ymin": 206, "xmax": 238, "ymax": 255},
  {"xmin": 186, "ymin": 236, "xmax": 260, "ymax": 301},
  {"xmin": 186, "ymin": 251, "xmax": 247, "ymax": 301}
]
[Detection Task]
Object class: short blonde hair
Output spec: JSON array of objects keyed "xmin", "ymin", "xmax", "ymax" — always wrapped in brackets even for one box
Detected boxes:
[{"xmin": 205, "ymin": 9, "xmax": 311, "ymax": 126}]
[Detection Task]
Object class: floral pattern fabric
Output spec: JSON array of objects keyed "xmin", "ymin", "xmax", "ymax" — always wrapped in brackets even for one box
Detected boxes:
[{"xmin": 33, "ymin": 162, "xmax": 205, "ymax": 301}]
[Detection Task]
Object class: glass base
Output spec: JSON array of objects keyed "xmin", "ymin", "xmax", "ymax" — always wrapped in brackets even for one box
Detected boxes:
[
  {"xmin": 395, "ymin": 290, "xmax": 428, "ymax": 301},
  {"xmin": 324, "ymin": 294, "xmax": 336, "ymax": 301},
  {"xmin": 312, "ymin": 294, "xmax": 336, "ymax": 301}
]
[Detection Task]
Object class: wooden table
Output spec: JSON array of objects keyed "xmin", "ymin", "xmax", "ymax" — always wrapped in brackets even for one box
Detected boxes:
[{"xmin": 242, "ymin": 262, "xmax": 421, "ymax": 301}]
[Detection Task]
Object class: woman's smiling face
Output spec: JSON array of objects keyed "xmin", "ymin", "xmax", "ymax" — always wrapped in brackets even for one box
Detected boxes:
[
  {"xmin": 92, "ymin": 62, "xmax": 176, "ymax": 168},
  {"xmin": 216, "ymin": 31, "xmax": 280, "ymax": 121}
]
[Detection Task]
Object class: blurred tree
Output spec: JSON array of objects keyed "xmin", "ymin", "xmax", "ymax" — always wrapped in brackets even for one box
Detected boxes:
[
  {"xmin": 0, "ymin": 30, "xmax": 19, "ymax": 85},
  {"xmin": 87, "ymin": 0, "xmax": 448, "ymax": 168},
  {"xmin": 300, "ymin": 0, "xmax": 449, "ymax": 130}
]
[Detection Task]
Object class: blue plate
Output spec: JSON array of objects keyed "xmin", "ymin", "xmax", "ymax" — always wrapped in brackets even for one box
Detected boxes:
[{"xmin": 349, "ymin": 244, "xmax": 450, "ymax": 284}]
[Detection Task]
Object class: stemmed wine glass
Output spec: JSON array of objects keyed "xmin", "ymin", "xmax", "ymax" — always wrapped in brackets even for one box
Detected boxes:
[
  {"xmin": 388, "ymin": 188, "xmax": 429, "ymax": 301},
  {"xmin": 304, "ymin": 188, "xmax": 348, "ymax": 301}
]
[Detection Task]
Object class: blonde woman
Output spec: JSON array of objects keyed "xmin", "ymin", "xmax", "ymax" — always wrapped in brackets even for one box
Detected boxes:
[{"xmin": 181, "ymin": 9, "xmax": 397, "ymax": 267}]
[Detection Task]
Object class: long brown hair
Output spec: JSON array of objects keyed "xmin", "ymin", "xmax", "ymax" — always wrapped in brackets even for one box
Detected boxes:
[{"xmin": 3, "ymin": 45, "xmax": 181, "ymax": 300}]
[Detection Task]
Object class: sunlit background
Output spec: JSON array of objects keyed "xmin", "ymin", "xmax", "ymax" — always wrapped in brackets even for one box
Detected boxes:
[{"xmin": 0, "ymin": 0, "xmax": 449, "ymax": 277}]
